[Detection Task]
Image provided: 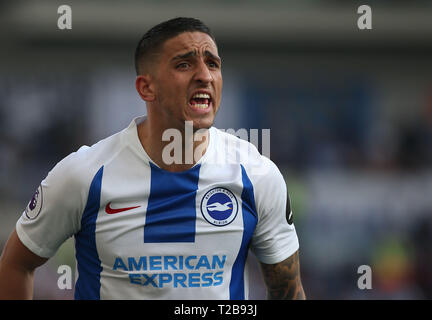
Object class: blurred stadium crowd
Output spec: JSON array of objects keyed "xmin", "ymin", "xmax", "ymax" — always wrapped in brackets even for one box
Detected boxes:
[{"xmin": 1, "ymin": 0, "xmax": 432, "ymax": 299}]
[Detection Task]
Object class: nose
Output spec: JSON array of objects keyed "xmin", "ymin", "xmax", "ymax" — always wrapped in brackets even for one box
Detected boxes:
[{"xmin": 194, "ymin": 60, "xmax": 213, "ymax": 85}]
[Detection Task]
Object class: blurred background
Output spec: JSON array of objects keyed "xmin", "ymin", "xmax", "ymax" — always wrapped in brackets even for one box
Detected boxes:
[{"xmin": 1, "ymin": 0, "xmax": 432, "ymax": 299}]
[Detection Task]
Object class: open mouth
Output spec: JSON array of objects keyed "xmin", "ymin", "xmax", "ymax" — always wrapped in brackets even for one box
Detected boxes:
[{"xmin": 189, "ymin": 92, "xmax": 212, "ymax": 109}]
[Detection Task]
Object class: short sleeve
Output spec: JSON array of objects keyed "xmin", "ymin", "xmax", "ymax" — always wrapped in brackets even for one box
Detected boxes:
[
  {"xmin": 249, "ymin": 158, "xmax": 299, "ymax": 264},
  {"xmin": 16, "ymin": 151, "xmax": 88, "ymax": 258}
]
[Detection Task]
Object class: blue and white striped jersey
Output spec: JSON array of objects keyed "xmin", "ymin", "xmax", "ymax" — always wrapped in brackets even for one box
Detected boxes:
[{"xmin": 16, "ymin": 116, "xmax": 299, "ymax": 300}]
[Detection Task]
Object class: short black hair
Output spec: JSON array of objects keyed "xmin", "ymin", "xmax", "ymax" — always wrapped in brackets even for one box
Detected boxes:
[{"xmin": 134, "ymin": 17, "xmax": 216, "ymax": 75}]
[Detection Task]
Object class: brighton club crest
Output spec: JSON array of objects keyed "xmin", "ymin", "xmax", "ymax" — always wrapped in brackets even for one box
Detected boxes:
[{"xmin": 200, "ymin": 187, "xmax": 238, "ymax": 227}]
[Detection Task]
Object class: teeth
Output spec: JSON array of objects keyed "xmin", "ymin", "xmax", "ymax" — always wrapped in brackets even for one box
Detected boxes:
[
  {"xmin": 193, "ymin": 93, "xmax": 210, "ymax": 99},
  {"xmin": 193, "ymin": 104, "xmax": 209, "ymax": 109}
]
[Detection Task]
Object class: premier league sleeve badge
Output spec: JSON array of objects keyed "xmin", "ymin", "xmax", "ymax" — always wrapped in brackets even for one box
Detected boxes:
[{"xmin": 25, "ymin": 185, "xmax": 43, "ymax": 220}]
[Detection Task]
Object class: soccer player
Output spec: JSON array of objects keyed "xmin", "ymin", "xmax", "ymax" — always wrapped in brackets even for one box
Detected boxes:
[{"xmin": 0, "ymin": 17, "xmax": 305, "ymax": 300}]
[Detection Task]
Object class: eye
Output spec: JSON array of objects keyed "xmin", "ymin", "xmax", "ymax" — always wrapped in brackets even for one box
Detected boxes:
[
  {"xmin": 207, "ymin": 61, "xmax": 220, "ymax": 69},
  {"xmin": 176, "ymin": 62, "xmax": 190, "ymax": 69}
]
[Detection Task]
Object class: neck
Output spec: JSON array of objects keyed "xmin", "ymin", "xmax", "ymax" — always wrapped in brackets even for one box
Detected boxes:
[{"xmin": 137, "ymin": 116, "xmax": 210, "ymax": 172}]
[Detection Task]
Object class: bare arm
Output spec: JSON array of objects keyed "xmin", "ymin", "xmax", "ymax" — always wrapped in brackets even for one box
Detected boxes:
[
  {"xmin": 0, "ymin": 229, "xmax": 48, "ymax": 299},
  {"xmin": 259, "ymin": 250, "xmax": 306, "ymax": 300}
]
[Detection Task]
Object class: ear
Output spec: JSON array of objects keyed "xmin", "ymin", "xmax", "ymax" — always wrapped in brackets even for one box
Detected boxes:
[{"xmin": 135, "ymin": 75, "xmax": 155, "ymax": 102}]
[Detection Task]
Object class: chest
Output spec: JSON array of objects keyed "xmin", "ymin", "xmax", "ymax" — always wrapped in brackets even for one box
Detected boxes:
[{"xmin": 89, "ymin": 161, "xmax": 258, "ymax": 269}]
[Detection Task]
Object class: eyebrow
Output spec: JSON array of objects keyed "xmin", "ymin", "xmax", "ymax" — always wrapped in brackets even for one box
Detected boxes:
[{"xmin": 171, "ymin": 50, "xmax": 221, "ymax": 63}]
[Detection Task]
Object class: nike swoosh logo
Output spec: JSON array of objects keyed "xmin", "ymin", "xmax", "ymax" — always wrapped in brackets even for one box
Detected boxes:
[{"xmin": 105, "ymin": 202, "xmax": 141, "ymax": 214}]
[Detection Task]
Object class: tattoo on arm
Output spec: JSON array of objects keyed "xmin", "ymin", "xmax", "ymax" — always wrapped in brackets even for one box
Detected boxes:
[{"xmin": 260, "ymin": 250, "xmax": 306, "ymax": 300}]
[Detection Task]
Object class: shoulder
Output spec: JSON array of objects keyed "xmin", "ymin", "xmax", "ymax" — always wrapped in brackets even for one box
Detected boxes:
[
  {"xmin": 245, "ymin": 155, "xmax": 286, "ymax": 208},
  {"xmin": 211, "ymin": 127, "xmax": 268, "ymax": 167},
  {"xmin": 211, "ymin": 126, "xmax": 286, "ymax": 198},
  {"xmin": 46, "ymin": 129, "xmax": 125, "ymax": 189},
  {"xmin": 211, "ymin": 127, "xmax": 283, "ymax": 183}
]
